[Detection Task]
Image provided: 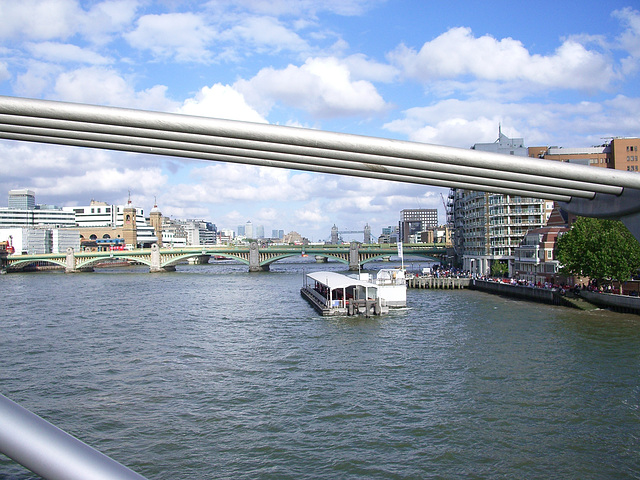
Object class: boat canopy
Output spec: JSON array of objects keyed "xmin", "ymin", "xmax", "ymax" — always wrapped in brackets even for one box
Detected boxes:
[{"xmin": 306, "ymin": 271, "xmax": 378, "ymax": 290}]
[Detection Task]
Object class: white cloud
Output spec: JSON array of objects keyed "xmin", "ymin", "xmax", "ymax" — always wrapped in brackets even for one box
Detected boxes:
[
  {"xmin": 343, "ymin": 53, "xmax": 398, "ymax": 82},
  {"xmin": 388, "ymin": 26, "xmax": 617, "ymax": 92},
  {"xmin": 33, "ymin": 166, "xmax": 167, "ymax": 197},
  {"xmin": 124, "ymin": 12, "xmax": 215, "ymax": 62},
  {"xmin": 26, "ymin": 42, "xmax": 112, "ymax": 64},
  {"xmin": 0, "ymin": 141, "xmax": 168, "ymax": 205},
  {"xmin": 613, "ymin": 7, "xmax": 640, "ymax": 75},
  {"xmin": 235, "ymin": 57, "xmax": 389, "ymax": 118},
  {"xmin": 52, "ymin": 67, "xmax": 179, "ymax": 111},
  {"xmin": 179, "ymin": 84, "xmax": 268, "ymax": 123},
  {"xmin": 222, "ymin": 16, "xmax": 309, "ymax": 53},
  {"xmin": 82, "ymin": 0, "xmax": 140, "ymax": 44},
  {"xmin": 0, "ymin": 62, "xmax": 10, "ymax": 83},
  {"xmin": 0, "ymin": 0, "xmax": 139, "ymax": 43},
  {"xmin": 0, "ymin": 0, "xmax": 82, "ymax": 40},
  {"xmin": 183, "ymin": 163, "xmax": 320, "ymax": 203},
  {"xmin": 14, "ymin": 62, "xmax": 62, "ymax": 97},
  {"xmin": 206, "ymin": 0, "xmax": 382, "ymax": 17},
  {"xmin": 384, "ymin": 96, "xmax": 640, "ymax": 149}
]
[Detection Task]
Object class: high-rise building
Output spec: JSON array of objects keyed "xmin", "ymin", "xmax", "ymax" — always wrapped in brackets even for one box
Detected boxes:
[
  {"xmin": 399, "ymin": 209, "xmax": 438, "ymax": 243},
  {"xmin": 1, "ymin": 190, "xmax": 75, "ymax": 228},
  {"xmin": 8, "ymin": 189, "xmax": 36, "ymax": 210},
  {"xmin": 450, "ymin": 128, "xmax": 553, "ymax": 276},
  {"xmin": 378, "ymin": 225, "xmax": 400, "ymax": 244}
]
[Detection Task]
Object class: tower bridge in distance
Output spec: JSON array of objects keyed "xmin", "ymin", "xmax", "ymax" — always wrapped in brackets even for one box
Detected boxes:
[
  {"xmin": 4, "ymin": 242, "xmax": 446, "ymax": 273},
  {"xmin": 331, "ymin": 224, "xmax": 372, "ymax": 244}
]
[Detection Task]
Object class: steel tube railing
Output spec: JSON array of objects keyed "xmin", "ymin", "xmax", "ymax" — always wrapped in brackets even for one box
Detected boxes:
[
  {"xmin": 0, "ymin": 123, "xmax": 604, "ymax": 198},
  {"xmin": 0, "ymin": 130, "xmax": 574, "ymax": 201},
  {"xmin": 0, "ymin": 393, "xmax": 148, "ymax": 480},
  {"xmin": 0, "ymin": 113, "xmax": 622, "ymax": 196},
  {"xmin": 0, "ymin": 95, "xmax": 638, "ymax": 193}
]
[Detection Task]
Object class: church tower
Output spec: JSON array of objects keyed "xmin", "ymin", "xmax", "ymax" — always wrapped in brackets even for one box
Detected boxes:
[
  {"xmin": 123, "ymin": 195, "xmax": 137, "ymax": 249},
  {"xmin": 149, "ymin": 199, "xmax": 163, "ymax": 247}
]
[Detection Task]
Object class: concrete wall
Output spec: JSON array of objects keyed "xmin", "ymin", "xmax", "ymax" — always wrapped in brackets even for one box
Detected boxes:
[
  {"xmin": 470, "ymin": 279, "xmax": 574, "ymax": 308},
  {"xmin": 580, "ymin": 290, "xmax": 640, "ymax": 314}
]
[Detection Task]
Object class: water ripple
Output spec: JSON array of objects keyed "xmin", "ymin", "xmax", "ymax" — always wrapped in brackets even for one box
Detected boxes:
[{"xmin": 2, "ymin": 263, "xmax": 640, "ymax": 479}]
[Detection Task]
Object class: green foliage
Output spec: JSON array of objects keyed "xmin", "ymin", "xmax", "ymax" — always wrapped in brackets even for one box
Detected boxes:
[
  {"xmin": 490, "ymin": 261, "xmax": 508, "ymax": 278},
  {"xmin": 555, "ymin": 217, "xmax": 640, "ymax": 286}
]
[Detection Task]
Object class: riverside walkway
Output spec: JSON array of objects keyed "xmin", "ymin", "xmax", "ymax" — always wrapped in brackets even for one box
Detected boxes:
[{"xmin": 4, "ymin": 242, "xmax": 446, "ymax": 273}]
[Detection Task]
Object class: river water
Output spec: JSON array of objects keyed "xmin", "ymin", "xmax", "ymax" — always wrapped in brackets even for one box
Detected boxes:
[{"xmin": 1, "ymin": 259, "xmax": 639, "ymax": 479}]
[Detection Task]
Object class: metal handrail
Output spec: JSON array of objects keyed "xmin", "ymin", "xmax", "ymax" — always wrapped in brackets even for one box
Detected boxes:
[{"xmin": 0, "ymin": 393, "xmax": 148, "ymax": 480}]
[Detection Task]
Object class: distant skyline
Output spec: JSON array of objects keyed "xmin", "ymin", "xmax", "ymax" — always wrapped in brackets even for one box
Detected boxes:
[{"xmin": 1, "ymin": 1, "xmax": 639, "ymax": 241}]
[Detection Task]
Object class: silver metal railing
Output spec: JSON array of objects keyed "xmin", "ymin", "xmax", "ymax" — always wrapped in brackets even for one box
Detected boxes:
[
  {"xmin": 0, "ymin": 393, "xmax": 148, "ymax": 480},
  {"xmin": 0, "ymin": 95, "xmax": 637, "ymax": 202}
]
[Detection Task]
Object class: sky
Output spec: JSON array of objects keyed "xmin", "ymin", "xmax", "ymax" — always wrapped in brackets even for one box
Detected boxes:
[{"xmin": 0, "ymin": 0, "xmax": 639, "ymax": 242}]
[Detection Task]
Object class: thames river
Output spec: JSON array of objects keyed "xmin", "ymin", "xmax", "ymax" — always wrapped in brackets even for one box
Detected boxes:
[{"xmin": 1, "ymin": 259, "xmax": 639, "ymax": 479}]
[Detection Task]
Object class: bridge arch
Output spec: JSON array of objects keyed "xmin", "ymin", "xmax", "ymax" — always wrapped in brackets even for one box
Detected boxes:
[{"xmin": 8, "ymin": 258, "xmax": 67, "ymax": 270}]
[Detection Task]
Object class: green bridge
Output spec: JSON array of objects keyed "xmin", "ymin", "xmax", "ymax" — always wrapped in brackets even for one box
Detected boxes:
[{"xmin": 3, "ymin": 242, "xmax": 447, "ymax": 273}]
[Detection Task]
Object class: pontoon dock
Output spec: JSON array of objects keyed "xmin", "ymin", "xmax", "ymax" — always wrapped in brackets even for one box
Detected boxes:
[{"xmin": 301, "ymin": 271, "xmax": 388, "ymax": 316}]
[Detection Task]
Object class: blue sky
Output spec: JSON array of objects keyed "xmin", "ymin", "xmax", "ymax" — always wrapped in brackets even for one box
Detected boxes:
[{"xmin": 1, "ymin": 0, "xmax": 639, "ymax": 241}]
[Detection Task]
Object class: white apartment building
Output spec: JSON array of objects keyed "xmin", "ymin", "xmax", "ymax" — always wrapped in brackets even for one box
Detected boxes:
[
  {"xmin": 0, "ymin": 206, "xmax": 76, "ymax": 228},
  {"xmin": 451, "ymin": 129, "xmax": 554, "ymax": 276}
]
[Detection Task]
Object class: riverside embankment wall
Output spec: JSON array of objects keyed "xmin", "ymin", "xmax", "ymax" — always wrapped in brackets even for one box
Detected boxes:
[
  {"xmin": 470, "ymin": 279, "xmax": 578, "ymax": 308},
  {"xmin": 579, "ymin": 290, "xmax": 640, "ymax": 314}
]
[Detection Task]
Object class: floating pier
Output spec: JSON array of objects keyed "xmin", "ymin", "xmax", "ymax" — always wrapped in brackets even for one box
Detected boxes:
[{"xmin": 406, "ymin": 276, "xmax": 471, "ymax": 289}]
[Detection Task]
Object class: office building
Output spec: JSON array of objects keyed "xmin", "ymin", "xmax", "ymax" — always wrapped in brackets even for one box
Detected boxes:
[
  {"xmin": 62, "ymin": 199, "xmax": 158, "ymax": 248},
  {"xmin": 1, "ymin": 190, "xmax": 75, "ymax": 229},
  {"xmin": 8, "ymin": 189, "xmax": 36, "ymax": 210},
  {"xmin": 530, "ymin": 137, "xmax": 640, "ymax": 171},
  {"xmin": 378, "ymin": 225, "xmax": 399, "ymax": 244},
  {"xmin": 0, "ymin": 227, "xmax": 80, "ymax": 255},
  {"xmin": 399, "ymin": 209, "xmax": 438, "ymax": 243}
]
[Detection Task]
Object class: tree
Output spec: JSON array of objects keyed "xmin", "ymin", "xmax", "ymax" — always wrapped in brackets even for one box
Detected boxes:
[
  {"xmin": 555, "ymin": 217, "xmax": 640, "ymax": 293},
  {"xmin": 490, "ymin": 260, "xmax": 508, "ymax": 278}
]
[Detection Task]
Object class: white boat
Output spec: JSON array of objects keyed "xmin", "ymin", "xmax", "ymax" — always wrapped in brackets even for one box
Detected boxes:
[
  {"xmin": 357, "ymin": 268, "xmax": 407, "ymax": 308},
  {"xmin": 301, "ymin": 271, "xmax": 389, "ymax": 316}
]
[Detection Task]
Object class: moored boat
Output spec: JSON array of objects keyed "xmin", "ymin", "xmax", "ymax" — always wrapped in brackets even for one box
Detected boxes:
[
  {"xmin": 301, "ymin": 271, "xmax": 388, "ymax": 316},
  {"xmin": 358, "ymin": 268, "xmax": 407, "ymax": 308}
]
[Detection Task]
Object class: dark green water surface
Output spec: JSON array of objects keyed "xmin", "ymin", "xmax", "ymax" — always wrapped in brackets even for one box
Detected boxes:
[{"xmin": 1, "ymin": 260, "xmax": 639, "ymax": 479}]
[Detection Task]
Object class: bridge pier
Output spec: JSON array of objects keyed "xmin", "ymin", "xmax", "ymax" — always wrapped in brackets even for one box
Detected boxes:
[
  {"xmin": 249, "ymin": 242, "xmax": 269, "ymax": 272},
  {"xmin": 149, "ymin": 244, "xmax": 175, "ymax": 272},
  {"xmin": 64, "ymin": 247, "xmax": 93, "ymax": 273},
  {"xmin": 349, "ymin": 243, "xmax": 360, "ymax": 271}
]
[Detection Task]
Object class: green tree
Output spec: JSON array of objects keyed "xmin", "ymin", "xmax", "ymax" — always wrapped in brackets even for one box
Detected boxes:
[
  {"xmin": 556, "ymin": 217, "xmax": 640, "ymax": 293},
  {"xmin": 490, "ymin": 261, "xmax": 508, "ymax": 278}
]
